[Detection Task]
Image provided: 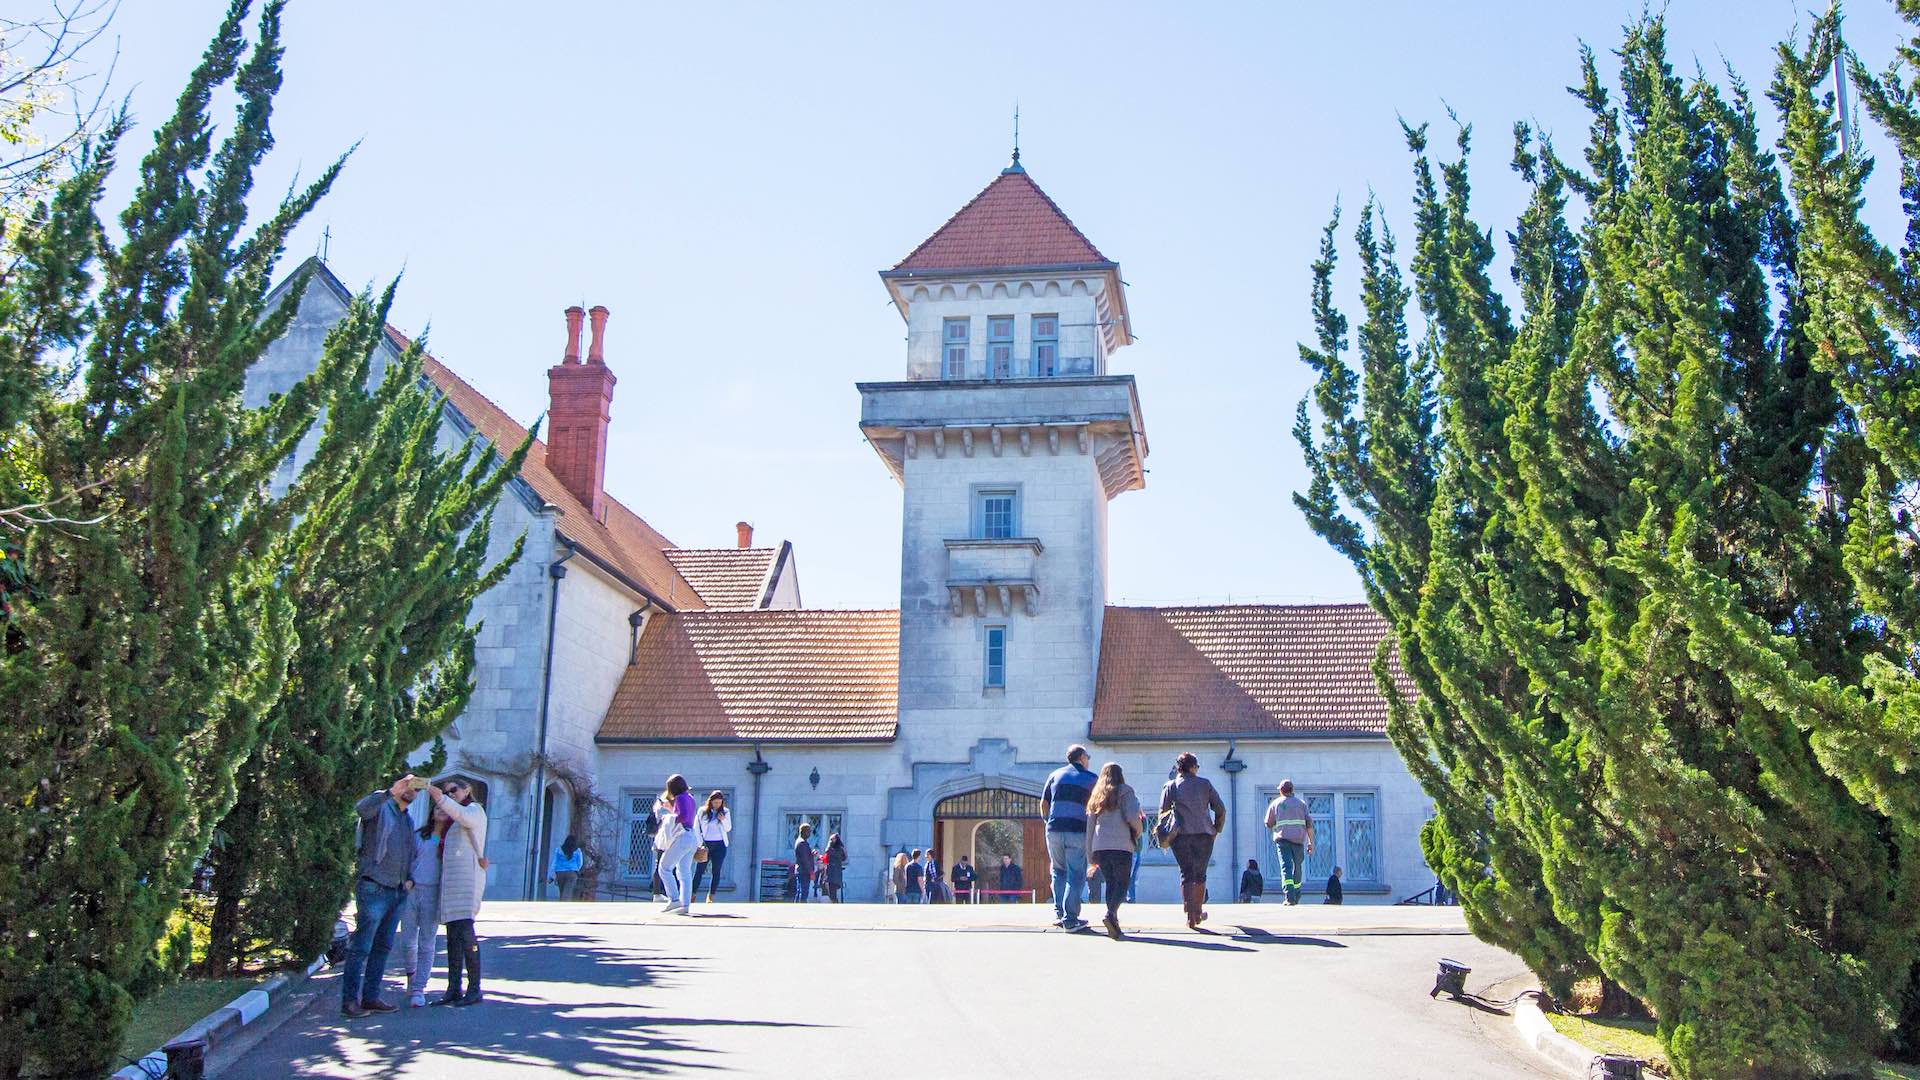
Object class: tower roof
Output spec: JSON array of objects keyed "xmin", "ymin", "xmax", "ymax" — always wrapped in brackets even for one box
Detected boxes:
[{"xmin": 888, "ymin": 165, "xmax": 1112, "ymax": 276}]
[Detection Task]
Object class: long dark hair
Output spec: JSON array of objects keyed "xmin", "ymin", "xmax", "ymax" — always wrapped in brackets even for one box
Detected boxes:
[
  {"xmin": 1087, "ymin": 762, "xmax": 1128, "ymax": 815},
  {"xmin": 561, "ymin": 833, "xmax": 580, "ymax": 856},
  {"xmin": 662, "ymin": 773, "xmax": 688, "ymax": 800},
  {"xmin": 702, "ymin": 790, "xmax": 726, "ymax": 822}
]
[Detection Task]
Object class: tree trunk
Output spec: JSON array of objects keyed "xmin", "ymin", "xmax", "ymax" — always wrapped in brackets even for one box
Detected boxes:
[{"xmin": 1596, "ymin": 976, "xmax": 1651, "ymax": 1020}]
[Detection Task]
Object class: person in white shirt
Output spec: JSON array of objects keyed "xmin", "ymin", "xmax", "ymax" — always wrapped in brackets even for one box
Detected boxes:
[{"xmin": 689, "ymin": 790, "xmax": 732, "ymax": 903}]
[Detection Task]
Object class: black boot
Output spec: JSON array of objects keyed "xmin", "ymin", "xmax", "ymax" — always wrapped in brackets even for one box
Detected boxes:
[
  {"xmin": 437, "ymin": 937, "xmax": 463, "ymax": 1005},
  {"xmin": 453, "ymin": 944, "xmax": 482, "ymax": 1006}
]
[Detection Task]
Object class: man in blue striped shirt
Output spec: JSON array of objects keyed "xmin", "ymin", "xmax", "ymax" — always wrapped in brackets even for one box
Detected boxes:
[{"xmin": 1040, "ymin": 744, "xmax": 1098, "ymax": 930}]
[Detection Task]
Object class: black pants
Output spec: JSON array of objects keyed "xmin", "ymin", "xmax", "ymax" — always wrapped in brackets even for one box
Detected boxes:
[
  {"xmin": 1094, "ymin": 850, "xmax": 1133, "ymax": 919},
  {"xmin": 1171, "ymin": 833, "xmax": 1215, "ymax": 886},
  {"xmin": 444, "ymin": 918, "xmax": 479, "ymax": 996},
  {"xmin": 690, "ymin": 842, "xmax": 728, "ymax": 898}
]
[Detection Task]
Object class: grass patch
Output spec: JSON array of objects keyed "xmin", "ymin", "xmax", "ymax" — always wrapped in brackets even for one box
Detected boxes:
[
  {"xmin": 1874, "ymin": 1064, "xmax": 1920, "ymax": 1079},
  {"xmin": 1547, "ymin": 1012, "xmax": 1669, "ymax": 1074},
  {"xmin": 117, "ymin": 976, "xmax": 260, "ymax": 1066}
]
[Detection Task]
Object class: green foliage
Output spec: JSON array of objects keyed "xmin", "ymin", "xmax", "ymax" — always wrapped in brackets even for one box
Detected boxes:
[
  {"xmin": 0, "ymin": 3, "xmax": 349, "ymax": 1074},
  {"xmin": 1297, "ymin": 11, "xmax": 1920, "ymax": 1077},
  {"xmin": 203, "ymin": 284, "xmax": 527, "ymax": 973}
]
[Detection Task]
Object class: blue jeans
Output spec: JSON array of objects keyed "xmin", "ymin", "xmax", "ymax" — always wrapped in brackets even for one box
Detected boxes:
[
  {"xmin": 1127, "ymin": 849, "xmax": 1140, "ymax": 903},
  {"xmin": 1045, "ymin": 832, "xmax": 1088, "ymax": 924},
  {"xmin": 1276, "ymin": 839, "xmax": 1306, "ymax": 905},
  {"xmin": 794, "ymin": 866, "xmax": 812, "ymax": 902},
  {"xmin": 343, "ymin": 878, "xmax": 406, "ymax": 1005}
]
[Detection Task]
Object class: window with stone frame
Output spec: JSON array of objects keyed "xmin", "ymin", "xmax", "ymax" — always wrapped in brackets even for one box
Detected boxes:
[
  {"xmin": 943, "ymin": 317, "xmax": 970, "ymax": 379},
  {"xmin": 988, "ymin": 315, "xmax": 1014, "ymax": 379},
  {"xmin": 976, "ymin": 489, "xmax": 1017, "ymax": 540},
  {"xmin": 1031, "ymin": 314, "xmax": 1059, "ymax": 377},
  {"xmin": 983, "ymin": 625, "xmax": 1007, "ymax": 689}
]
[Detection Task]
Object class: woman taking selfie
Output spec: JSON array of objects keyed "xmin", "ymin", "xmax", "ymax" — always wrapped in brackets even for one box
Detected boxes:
[{"xmin": 690, "ymin": 790, "xmax": 732, "ymax": 903}]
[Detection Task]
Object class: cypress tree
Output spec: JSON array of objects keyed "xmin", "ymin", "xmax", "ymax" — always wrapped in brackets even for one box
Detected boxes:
[
  {"xmin": 1298, "ymin": 14, "xmax": 1920, "ymax": 1075},
  {"xmin": 0, "ymin": 4, "xmax": 349, "ymax": 1074},
  {"xmin": 203, "ymin": 286, "xmax": 528, "ymax": 973}
]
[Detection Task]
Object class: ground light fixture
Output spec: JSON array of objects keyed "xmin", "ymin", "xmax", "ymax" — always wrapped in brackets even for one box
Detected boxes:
[
  {"xmin": 1590, "ymin": 1056, "xmax": 1643, "ymax": 1080},
  {"xmin": 163, "ymin": 1035, "xmax": 207, "ymax": 1079},
  {"xmin": 1430, "ymin": 958, "xmax": 1470, "ymax": 998}
]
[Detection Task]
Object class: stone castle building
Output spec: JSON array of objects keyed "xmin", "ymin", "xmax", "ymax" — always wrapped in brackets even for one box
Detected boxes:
[{"xmin": 256, "ymin": 155, "xmax": 1434, "ymax": 905}]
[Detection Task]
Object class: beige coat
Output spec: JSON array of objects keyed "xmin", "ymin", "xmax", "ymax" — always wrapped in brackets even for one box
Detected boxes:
[{"xmin": 436, "ymin": 793, "xmax": 488, "ymax": 923}]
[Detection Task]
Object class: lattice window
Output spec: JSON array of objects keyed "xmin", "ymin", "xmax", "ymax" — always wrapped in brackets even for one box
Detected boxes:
[
  {"xmin": 943, "ymin": 318, "xmax": 969, "ymax": 379},
  {"xmin": 1260, "ymin": 787, "xmax": 1383, "ymax": 889},
  {"xmin": 623, "ymin": 790, "xmax": 657, "ymax": 880}
]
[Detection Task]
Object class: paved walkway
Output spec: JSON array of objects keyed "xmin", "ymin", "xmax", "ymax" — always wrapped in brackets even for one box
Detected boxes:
[{"xmin": 215, "ymin": 901, "xmax": 1556, "ymax": 1079}]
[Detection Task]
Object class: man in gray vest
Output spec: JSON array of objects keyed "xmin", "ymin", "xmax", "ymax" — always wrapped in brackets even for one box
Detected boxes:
[{"xmin": 1263, "ymin": 780, "xmax": 1315, "ymax": 905}]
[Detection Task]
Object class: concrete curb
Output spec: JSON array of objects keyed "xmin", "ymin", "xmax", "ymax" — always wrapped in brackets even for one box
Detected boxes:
[
  {"xmin": 113, "ymin": 953, "xmax": 327, "ymax": 1079},
  {"xmin": 1514, "ymin": 993, "xmax": 1617, "ymax": 1078}
]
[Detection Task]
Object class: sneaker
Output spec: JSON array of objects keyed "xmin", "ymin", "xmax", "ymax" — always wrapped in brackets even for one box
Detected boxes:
[
  {"xmin": 359, "ymin": 998, "xmax": 397, "ymax": 1014},
  {"xmin": 409, "ymin": 992, "xmax": 426, "ymax": 1008},
  {"xmin": 1051, "ymin": 917, "xmax": 1065, "ymax": 927},
  {"xmin": 341, "ymin": 1001, "xmax": 367, "ymax": 1020}
]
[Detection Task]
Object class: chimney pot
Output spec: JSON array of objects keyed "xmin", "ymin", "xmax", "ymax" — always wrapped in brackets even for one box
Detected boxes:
[
  {"xmin": 562, "ymin": 306, "xmax": 585, "ymax": 363},
  {"xmin": 587, "ymin": 305, "xmax": 610, "ymax": 364},
  {"xmin": 736, "ymin": 521, "xmax": 754, "ymax": 549}
]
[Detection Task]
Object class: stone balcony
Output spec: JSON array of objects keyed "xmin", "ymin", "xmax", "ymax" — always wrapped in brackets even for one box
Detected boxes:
[{"xmin": 944, "ymin": 537, "xmax": 1041, "ymax": 617}]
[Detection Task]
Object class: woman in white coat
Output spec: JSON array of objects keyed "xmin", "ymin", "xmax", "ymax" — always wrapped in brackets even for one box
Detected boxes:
[{"xmin": 428, "ymin": 778, "xmax": 488, "ymax": 1005}]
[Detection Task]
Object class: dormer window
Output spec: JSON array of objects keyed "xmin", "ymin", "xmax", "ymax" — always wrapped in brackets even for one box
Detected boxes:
[
  {"xmin": 943, "ymin": 318, "xmax": 970, "ymax": 380},
  {"xmin": 988, "ymin": 316, "xmax": 1014, "ymax": 379},
  {"xmin": 1032, "ymin": 315, "xmax": 1058, "ymax": 377}
]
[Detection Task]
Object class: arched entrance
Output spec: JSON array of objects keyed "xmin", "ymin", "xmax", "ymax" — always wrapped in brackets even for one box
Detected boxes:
[{"xmin": 933, "ymin": 787, "xmax": 1047, "ymax": 903}]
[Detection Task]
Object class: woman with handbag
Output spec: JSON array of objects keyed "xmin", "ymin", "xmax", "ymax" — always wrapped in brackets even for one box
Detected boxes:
[
  {"xmin": 690, "ymin": 791, "xmax": 730, "ymax": 903},
  {"xmin": 1087, "ymin": 762, "xmax": 1143, "ymax": 939},
  {"xmin": 655, "ymin": 774, "xmax": 699, "ymax": 915},
  {"xmin": 1158, "ymin": 752, "xmax": 1227, "ymax": 929}
]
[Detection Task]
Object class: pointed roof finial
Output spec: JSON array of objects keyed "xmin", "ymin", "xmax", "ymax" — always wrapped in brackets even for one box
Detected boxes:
[{"xmin": 1005, "ymin": 103, "xmax": 1024, "ymax": 174}]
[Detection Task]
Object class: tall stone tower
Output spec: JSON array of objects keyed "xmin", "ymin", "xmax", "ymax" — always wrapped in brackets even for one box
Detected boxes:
[{"xmin": 860, "ymin": 155, "xmax": 1148, "ymax": 764}]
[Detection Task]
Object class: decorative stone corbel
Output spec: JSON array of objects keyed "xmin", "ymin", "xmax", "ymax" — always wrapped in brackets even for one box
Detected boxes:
[
  {"xmin": 997, "ymin": 585, "xmax": 1012, "ymax": 614},
  {"xmin": 1047, "ymin": 428, "xmax": 1060, "ymax": 455},
  {"xmin": 1022, "ymin": 585, "xmax": 1039, "ymax": 615},
  {"xmin": 961, "ymin": 429, "xmax": 974, "ymax": 457},
  {"xmin": 1018, "ymin": 428, "xmax": 1031, "ymax": 456},
  {"xmin": 905, "ymin": 431, "xmax": 918, "ymax": 459},
  {"xmin": 1076, "ymin": 426, "xmax": 1089, "ymax": 455},
  {"xmin": 990, "ymin": 427, "xmax": 1003, "ymax": 456},
  {"xmin": 973, "ymin": 586, "xmax": 987, "ymax": 614},
  {"xmin": 949, "ymin": 587, "xmax": 964, "ymax": 616},
  {"xmin": 933, "ymin": 429, "xmax": 946, "ymax": 458}
]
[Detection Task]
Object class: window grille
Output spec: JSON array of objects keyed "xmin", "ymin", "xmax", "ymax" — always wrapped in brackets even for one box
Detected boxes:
[
  {"xmin": 979, "ymin": 491, "xmax": 1015, "ymax": 539},
  {"xmin": 623, "ymin": 791, "xmax": 658, "ymax": 880}
]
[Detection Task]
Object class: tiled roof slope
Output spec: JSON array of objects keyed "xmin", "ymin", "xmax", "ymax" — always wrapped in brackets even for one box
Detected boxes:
[
  {"xmin": 398, "ymin": 332, "xmax": 707, "ymax": 610},
  {"xmin": 598, "ymin": 610, "xmax": 899, "ymax": 743},
  {"xmin": 891, "ymin": 168, "xmax": 1110, "ymax": 274},
  {"xmin": 1092, "ymin": 604, "xmax": 1411, "ymax": 739},
  {"xmin": 664, "ymin": 548, "xmax": 780, "ymax": 611}
]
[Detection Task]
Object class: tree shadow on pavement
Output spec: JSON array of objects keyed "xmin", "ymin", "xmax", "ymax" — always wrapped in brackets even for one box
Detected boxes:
[{"xmin": 236, "ymin": 933, "xmax": 830, "ymax": 1078}]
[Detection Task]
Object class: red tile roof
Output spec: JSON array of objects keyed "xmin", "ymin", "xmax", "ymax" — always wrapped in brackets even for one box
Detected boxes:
[
  {"xmin": 1091, "ymin": 605, "xmax": 1411, "ymax": 739},
  {"xmin": 664, "ymin": 547, "xmax": 781, "ymax": 611},
  {"xmin": 598, "ymin": 610, "xmax": 899, "ymax": 743},
  {"xmin": 399, "ymin": 333, "xmax": 707, "ymax": 610},
  {"xmin": 891, "ymin": 167, "xmax": 1111, "ymax": 274}
]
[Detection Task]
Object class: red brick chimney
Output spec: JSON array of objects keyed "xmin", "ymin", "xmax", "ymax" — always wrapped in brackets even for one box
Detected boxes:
[
  {"xmin": 736, "ymin": 521, "xmax": 754, "ymax": 549},
  {"xmin": 546, "ymin": 304, "xmax": 617, "ymax": 521}
]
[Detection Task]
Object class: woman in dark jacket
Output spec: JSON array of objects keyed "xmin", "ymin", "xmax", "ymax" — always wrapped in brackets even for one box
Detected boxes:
[
  {"xmin": 1158, "ymin": 752, "xmax": 1228, "ymax": 928},
  {"xmin": 825, "ymin": 834, "xmax": 847, "ymax": 902},
  {"xmin": 1239, "ymin": 858, "xmax": 1265, "ymax": 903}
]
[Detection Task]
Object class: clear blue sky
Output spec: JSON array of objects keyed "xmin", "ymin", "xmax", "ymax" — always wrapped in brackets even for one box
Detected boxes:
[{"xmin": 96, "ymin": 0, "xmax": 1911, "ymax": 609}]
